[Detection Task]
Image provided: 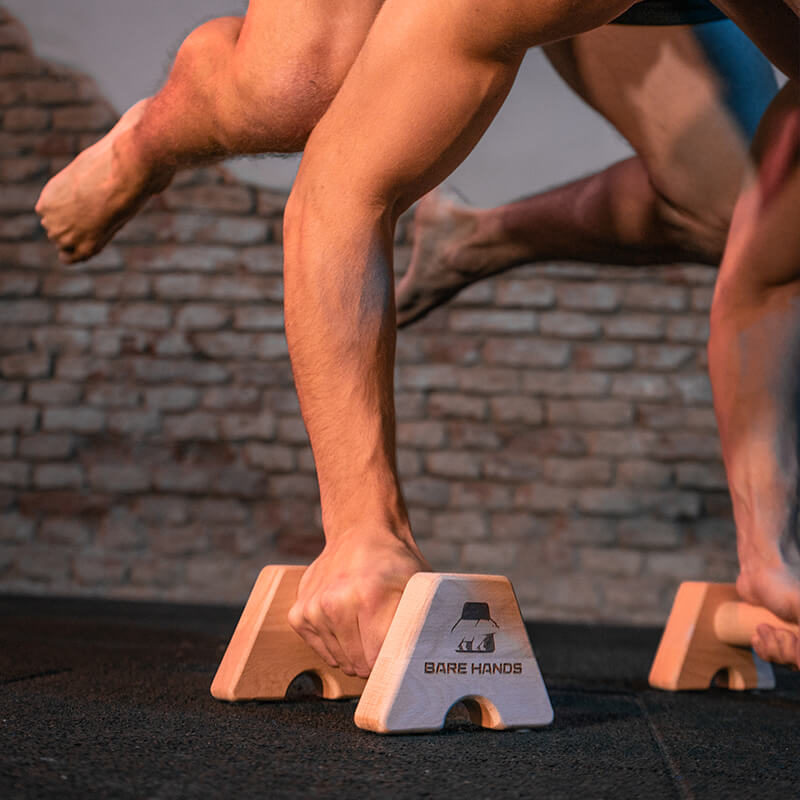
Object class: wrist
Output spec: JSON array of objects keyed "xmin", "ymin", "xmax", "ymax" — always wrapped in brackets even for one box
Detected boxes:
[
  {"xmin": 317, "ymin": 455, "xmax": 407, "ymax": 532},
  {"xmin": 323, "ymin": 509, "xmax": 414, "ymax": 546}
]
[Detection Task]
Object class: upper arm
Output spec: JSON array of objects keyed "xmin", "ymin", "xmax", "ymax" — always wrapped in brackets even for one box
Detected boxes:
[
  {"xmin": 294, "ymin": 0, "xmax": 520, "ymax": 218},
  {"xmin": 293, "ymin": 0, "xmax": 633, "ymax": 218}
]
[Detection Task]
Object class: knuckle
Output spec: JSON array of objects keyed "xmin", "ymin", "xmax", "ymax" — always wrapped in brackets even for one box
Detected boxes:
[
  {"xmin": 318, "ymin": 591, "xmax": 342, "ymax": 622},
  {"xmin": 287, "ymin": 603, "xmax": 306, "ymax": 633},
  {"xmin": 305, "ymin": 596, "xmax": 326, "ymax": 627}
]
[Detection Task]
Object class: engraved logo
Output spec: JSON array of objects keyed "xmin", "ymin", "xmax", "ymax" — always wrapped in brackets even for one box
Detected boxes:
[{"xmin": 451, "ymin": 602, "xmax": 499, "ymax": 654}]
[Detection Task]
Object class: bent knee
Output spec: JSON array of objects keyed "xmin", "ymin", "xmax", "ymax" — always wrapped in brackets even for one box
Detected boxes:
[
  {"xmin": 174, "ymin": 16, "xmax": 245, "ymax": 75},
  {"xmin": 648, "ymin": 168, "xmax": 740, "ymax": 264},
  {"xmin": 637, "ymin": 119, "xmax": 750, "ymax": 263},
  {"xmin": 653, "ymin": 190, "xmax": 733, "ymax": 263},
  {"xmin": 228, "ymin": 17, "xmax": 372, "ymax": 153},
  {"xmin": 228, "ymin": 52, "xmax": 339, "ymax": 153}
]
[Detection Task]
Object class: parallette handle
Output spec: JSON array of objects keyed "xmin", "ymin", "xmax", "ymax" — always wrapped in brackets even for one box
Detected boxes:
[{"xmin": 713, "ymin": 601, "xmax": 799, "ymax": 648}]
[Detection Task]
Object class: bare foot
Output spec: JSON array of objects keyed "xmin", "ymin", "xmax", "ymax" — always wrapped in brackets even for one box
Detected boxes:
[
  {"xmin": 396, "ymin": 186, "xmax": 492, "ymax": 328},
  {"xmin": 35, "ymin": 99, "xmax": 173, "ymax": 263},
  {"xmin": 737, "ymin": 560, "xmax": 800, "ymax": 667}
]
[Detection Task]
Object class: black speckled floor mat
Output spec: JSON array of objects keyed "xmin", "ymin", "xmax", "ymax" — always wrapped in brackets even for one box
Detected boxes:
[{"xmin": 1, "ymin": 594, "xmax": 798, "ymax": 799}]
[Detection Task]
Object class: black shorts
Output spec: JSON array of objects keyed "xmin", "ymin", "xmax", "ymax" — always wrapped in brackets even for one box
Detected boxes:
[{"xmin": 611, "ymin": 0, "xmax": 727, "ymax": 25}]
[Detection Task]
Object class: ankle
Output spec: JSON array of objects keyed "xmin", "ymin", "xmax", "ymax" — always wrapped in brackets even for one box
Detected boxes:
[
  {"xmin": 443, "ymin": 209, "xmax": 511, "ymax": 278},
  {"xmin": 470, "ymin": 208, "xmax": 505, "ymax": 249}
]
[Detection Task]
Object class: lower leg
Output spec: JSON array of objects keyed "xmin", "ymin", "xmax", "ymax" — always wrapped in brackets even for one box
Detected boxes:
[
  {"xmin": 398, "ymin": 20, "xmax": 775, "ymax": 325},
  {"xmin": 37, "ymin": 16, "xmax": 246, "ymax": 262},
  {"xmin": 37, "ymin": 1, "xmax": 382, "ymax": 262},
  {"xmin": 396, "ymin": 154, "xmax": 726, "ymax": 326},
  {"xmin": 451, "ymin": 154, "xmax": 722, "ymax": 263}
]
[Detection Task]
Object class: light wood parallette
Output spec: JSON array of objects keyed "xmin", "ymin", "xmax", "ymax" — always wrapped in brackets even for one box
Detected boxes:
[
  {"xmin": 354, "ymin": 572, "xmax": 553, "ymax": 733},
  {"xmin": 212, "ymin": 566, "xmax": 553, "ymax": 734},
  {"xmin": 210, "ymin": 565, "xmax": 366, "ymax": 701},
  {"xmin": 649, "ymin": 581, "xmax": 798, "ymax": 691}
]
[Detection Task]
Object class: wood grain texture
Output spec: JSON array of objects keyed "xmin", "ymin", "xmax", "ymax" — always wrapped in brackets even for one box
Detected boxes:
[
  {"xmin": 354, "ymin": 572, "xmax": 553, "ymax": 733},
  {"xmin": 210, "ymin": 565, "xmax": 366, "ymax": 701},
  {"xmin": 648, "ymin": 581, "xmax": 793, "ymax": 691}
]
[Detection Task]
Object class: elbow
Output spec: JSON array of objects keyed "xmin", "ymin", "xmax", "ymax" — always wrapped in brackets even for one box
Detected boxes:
[
  {"xmin": 282, "ymin": 168, "xmax": 397, "ymax": 331},
  {"xmin": 283, "ymin": 166, "xmax": 395, "ymax": 268}
]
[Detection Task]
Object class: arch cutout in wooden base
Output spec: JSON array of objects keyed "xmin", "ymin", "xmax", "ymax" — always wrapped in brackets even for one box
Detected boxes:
[
  {"xmin": 648, "ymin": 581, "xmax": 798, "ymax": 691},
  {"xmin": 353, "ymin": 572, "xmax": 553, "ymax": 733},
  {"xmin": 210, "ymin": 565, "xmax": 366, "ymax": 701}
]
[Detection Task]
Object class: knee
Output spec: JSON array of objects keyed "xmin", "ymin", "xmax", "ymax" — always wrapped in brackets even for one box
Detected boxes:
[
  {"xmin": 171, "ymin": 17, "xmax": 260, "ymax": 145},
  {"xmin": 282, "ymin": 181, "xmax": 308, "ymax": 262},
  {"xmin": 174, "ymin": 17, "xmax": 339, "ymax": 153},
  {"xmin": 283, "ymin": 174, "xmax": 349, "ymax": 261},
  {"xmin": 650, "ymin": 176, "xmax": 738, "ymax": 265},
  {"xmin": 228, "ymin": 42, "xmax": 343, "ymax": 153},
  {"xmin": 173, "ymin": 17, "xmax": 245, "ymax": 81}
]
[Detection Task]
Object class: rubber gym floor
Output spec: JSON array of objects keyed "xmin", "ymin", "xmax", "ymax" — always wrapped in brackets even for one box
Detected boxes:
[{"xmin": 2, "ymin": 592, "xmax": 798, "ymax": 799}]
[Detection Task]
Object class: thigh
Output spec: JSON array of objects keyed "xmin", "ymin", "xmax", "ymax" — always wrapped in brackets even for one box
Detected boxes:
[{"xmin": 544, "ymin": 20, "xmax": 778, "ymax": 224}]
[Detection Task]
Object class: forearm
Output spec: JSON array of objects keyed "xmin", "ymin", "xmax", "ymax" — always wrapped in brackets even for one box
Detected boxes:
[
  {"xmin": 709, "ymin": 87, "xmax": 800, "ymax": 566},
  {"xmin": 710, "ymin": 301, "xmax": 800, "ymax": 571},
  {"xmin": 283, "ymin": 0, "xmax": 640, "ymax": 540},
  {"xmin": 709, "ymin": 287, "xmax": 800, "ymax": 566},
  {"xmin": 283, "ymin": 197, "xmax": 410, "ymax": 540},
  {"xmin": 282, "ymin": 1, "xmax": 519, "ymax": 543}
]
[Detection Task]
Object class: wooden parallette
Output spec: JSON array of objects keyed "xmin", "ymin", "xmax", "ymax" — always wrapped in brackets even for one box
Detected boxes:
[
  {"xmin": 354, "ymin": 572, "xmax": 553, "ymax": 733},
  {"xmin": 649, "ymin": 581, "xmax": 798, "ymax": 691},
  {"xmin": 210, "ymin": 565, "xmax": 366, "ymax": 701},
  {"xmin": 212, "ymin": 566, "xmax": 553, "ymax": 734}
]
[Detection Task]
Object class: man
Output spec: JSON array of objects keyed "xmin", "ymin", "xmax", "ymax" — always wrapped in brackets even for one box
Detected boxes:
[
  {"xmin": 34, "ymin": 0, "xmax": 797, "ymax": 673},
  {"xmin": 37, "ymin": 3, "xmax": 772, "ymax": 277},
  {"xmin": 393, "ymin": 25, "xmax": 800, "ymax": 669},
  {"xmin": 279, "ymin": 0, "xmax": 799, "ymax": 678}
]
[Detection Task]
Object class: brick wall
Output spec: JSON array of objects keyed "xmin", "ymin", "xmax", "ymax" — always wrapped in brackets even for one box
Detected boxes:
[{"xmin": 0, "ymin": 9, "xmax": 737, "ymax": 622}]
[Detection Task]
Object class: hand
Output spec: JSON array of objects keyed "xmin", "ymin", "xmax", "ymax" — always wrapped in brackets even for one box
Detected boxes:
[
  {"xmin": 288, "ymin": 527, "xmax": 430, "ymax": 678},
  {"xmin": 737, "ymin": 565, "xmax": 800, "ymax": 668}
]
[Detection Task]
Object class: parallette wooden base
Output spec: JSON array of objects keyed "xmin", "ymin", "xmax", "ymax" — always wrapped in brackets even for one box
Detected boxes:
[
  {"xmin": 354, "ymin": 572, "xmax": 553, "ymax": 733},
  {"xmin": 210, "ymin": 565, "xmax": 366, "ymax": 701},
  {"xmin": 212, "ymin": 566, "xmax": 553, "ymax": 734},
  {"xmin": 649, "ymin": 581, "xmax": 798, "ymax": 691}
]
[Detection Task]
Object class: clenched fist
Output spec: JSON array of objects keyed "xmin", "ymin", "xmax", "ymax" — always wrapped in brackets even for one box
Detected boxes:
[{"xmin": 288, "ymin": 527, "xmax": 430, "ymax": 677}]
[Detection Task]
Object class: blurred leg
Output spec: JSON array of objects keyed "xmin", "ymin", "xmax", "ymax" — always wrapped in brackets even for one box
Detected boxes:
[{"xmin": 397, "ymin": 20, "xmax": 777, "ymax": 325}]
